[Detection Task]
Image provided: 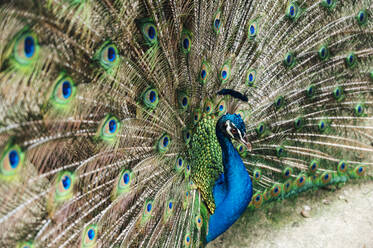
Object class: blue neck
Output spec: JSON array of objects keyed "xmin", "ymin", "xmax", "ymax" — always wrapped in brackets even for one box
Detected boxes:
[{"xmin": 206, "ymin": 128, "xmax": 253, "ymax": 242}]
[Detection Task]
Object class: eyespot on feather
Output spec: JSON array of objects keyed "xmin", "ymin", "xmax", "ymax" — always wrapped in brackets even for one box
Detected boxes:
[
  {"xmin": 52, "ymin": 74, "xmax": 76, "ymax": 106},
  {"xmin": 216, "ymin": 100, "xmax": 227, "ymax": 116},
  {"xmin": 81, "ymin": 225, "xmax": 98, "ymax": 248},
  {"xmin": 13, "ymin": 31, "xmax": 39, "ymax": 66},
  {"xmin": 246, "ymin": 69, "xmax": 256, "ymax": 87},
  {"xmin": 1, "ymin": 144, "xmax": 24, "ymax": 178},
  {"xmin": 99, "ymin": 115, "xmax": 120, "ymax": 141},
  {"xmin": 252, "ymin": 192, "xmax": 263, "ymax": 208},
  {"xmin": 199, "ymin": 61, "xmax": 210, "ymax": 84},
  {"xmin": 270, "ymin": 184, "xmax": 282, "ymax": 197},
  {"xmin": 283, "ymin": 167, "xmax": 292, "ymax": 179},
  {"xmin": 157, "ymin": 134, "xmax": 171, "ymax": 153},
  {"xmin": 212, "ymin": 10, "xmax": 222, "ymax": 34},
  {"xmin": 253, "ymin": 169, "xmax": 261, "ymax": 182},
  {"xmin": 286, "ymin": 2, "xmax": 300, "ymax": 20},
  {"xmin": 295, "ymin": 174, "xmax": 306, "ymax": 188},
  {"xmin": 219, "ymin": 62, "xmax": 231, "ymax": 84},
  {"xmin": 142, "ymin": 87, "xmax": 159, "ymax": 109}
]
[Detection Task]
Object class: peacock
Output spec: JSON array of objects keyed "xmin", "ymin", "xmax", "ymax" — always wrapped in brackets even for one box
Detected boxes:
[{"xmin": 1, "ymin": 0, "xmax": 373, "ymax": 247}]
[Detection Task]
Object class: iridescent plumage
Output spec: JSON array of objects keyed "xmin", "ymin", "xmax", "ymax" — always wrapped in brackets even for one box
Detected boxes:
[{"xmin": 1, "ymin": 0, "xmax": 373, "ymax": 247}]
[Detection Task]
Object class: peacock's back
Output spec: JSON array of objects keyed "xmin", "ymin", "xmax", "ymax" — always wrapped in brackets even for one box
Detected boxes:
[{"xmin": 1, "ymin": 0, "xmax": 373, "ymax": 247}]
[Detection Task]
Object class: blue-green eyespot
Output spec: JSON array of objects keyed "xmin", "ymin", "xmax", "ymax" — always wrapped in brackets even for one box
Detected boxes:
[
  {"xmin": 246, "ymin": 69, "xmax": 256, "ymax": 87},
  {"xmin": 13, "ymin": 31, "xmax": 39, "ymax": 65},
  {"xmin": 199, "ymin": 61, "xmax": 210, "ymax": 84},
  {"xmin": 157, "ymin": 134, "xmax": 171, "ymax": 153},
  {"xmin": 248, "ymin": 21, "xmax": 258, "ymax": 39},
  {"xmin": 81, "ymin": 225, "xmax": 98, "ymax": 248},
  {"xmin": 1, "ymin": 144, "xmax": 24, "ymax": 177},
  {"xmin": 95, "ymin": 42, "xmax": 120, "ymax": 70},
  {"xmin": 52, "ymin": 74, "xmax": 76, "ymax": 105},
  {"xmin": 286, "ymin": 2, "xmax": 300, "ymax": 20},
  {"xmin": 219, "ymin": 62, "xmax": 231, "ymax": 84},
  {"xmin": 142, "ymin": 87, "xmax": 159, "ymax": 109},
  {"xmin": 356, "ymin": 10, "xmax": 368, "ymax": 26},
  {"xmin": 318, "ymin": 45, "xmax": 329, "ymax": 60},
  {"xmin": 284, "ymin": 52, "xmax": 296, "ymax": 67},
  {"xmin": 181, "ymin": 31, "xmax": 192, "ymax": 54},
  {"xmin": 99, "ymin": 115, "xmax": 120, "ymax": 140},
  {"xmin": 213, "ymin": 10, "xmax": 222, "ymax": 34}
]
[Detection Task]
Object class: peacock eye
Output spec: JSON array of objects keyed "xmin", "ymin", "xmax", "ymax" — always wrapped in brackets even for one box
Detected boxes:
[
  {"xmin": 100, "ymin": 115, "xmax": 120, "ymax": 140},
  {"xmin": 306, "ymin": 84, "xmax": 316, "ymax": 98},
  {"xmin": 142, "ymin": 87, "xmax": 159, "ymax": 109},
  {"xmin": 318, "ymin": 120, "xmax": 327, "ymax": 132},
  {"xmin": 333, "ymin": 86, "xmax": 343, "ymax": 100},
  {"xmin": 318, "ymin": 45, "xmax": 329, "ymax": 60},
  {"xmin": 141, "ymin": 22, "xmax": 158, "ymax": 44},
  {"xmin": 355, "ymin": 104, "xmax": 364, "ymax": 116},
  {"xmin": 256, "ymin": 122, "xmax": 266, "ymax": 136},
  {"xmin": 220, "ymin": 63, "xmax": 231, "ymax": 83},
  {"xmin": 199, "ymin": 61, "xmax": 210, "ymax": 84},
  {"xmin": 321, "ymin": 0, "xmax": 336, "ymax": 9},
  {"xmin": 338, "ymin": 160, "xmax": 348, "ymax": 174},
  {"xmin": 346, "ymin": 53, "xmax": 357, "ymax": 68},
  {"xmin": 357, "ymin": 10, "xmax": 368, "ymax": 26},
  {"xmin": 276, "ymin": 146, "xmax": 285, "ymax": 157},
  {"xmin": 195, "ymin": 215, "xmax": 203, "ymax": 229},
  {"xmin": 309, "ymin": 160, "xmax": 319, "ymax": 173},
  {"xmin": 286, "ymin": 2, "xmax": 299, "ymax": 20},
  {"xmin": 82, "ymin": 225, "xmax": 98, "ymax": 247},
  {"xmin": 274, "ymin": 95, "xmax": 284, "ymax": 109},
  {"xmin": 56, "ymin": 171, "xmax": 74, "ymax": 200},
  {"xmin": 320, "ymin": 172, "xmax": 332, "ymax": 184},
  {"xmin": 296, "ymin": 174, "xmax": 306, "ymax": 188},
  {"xmin": 157, "ymin": 134, "xmax": 171, "ymax": 153},
  {"xmin": 248, "ymin": 21, "xmax": 257, "ymax": 38},
  {"xmin": 253, "ymin": 192, "xmax": 263, "ymax": 208},
  {"xmin": 193, "ymin": 111, "xmax": 201, "ymax": 125},
  {"xmin": 294, "ymin": 116, "xmax": 304, "ymax": 129},
  {"xmin": 355, "ymin": 165, "xmax": 366, "ymax": 176},
  {"xmin": 175, "ymin": 156, "xmax": 184, "ymax": 172},
  {"xmin": 18, "ymin": 242, "xmax": 33, "ymax": 248},
  {"xmin": 213, "ymin": 10, "xmax": 222, "ymax": 34},
  {"xmin": 253, "ymin": 169, "xmax": 261, "ymax": 181},
  {"xmin": 283, "ymin": 167, "xmax": 292, "ymax": 179},
  {"xmin": 52, "ymin": 75, "xmax": 76, "ymax": 105},
  {"xmin": 98, "ymin": 43, "xmax": 119, "ymax": 70},
  {"xmin": 185, "ymin": 233, "xmax": 191, "ymax": 246},
  {"xmin": 231, "ymin": 128, "xmax": 237, "ymax": 134},
  {"xmin": 246, "ymin": 69, "xmax": 256, "ymax": 87},
  {"xmin": 13, "ymin": 32, "xmax": 39, "ymax": 65},
  {"xmin": 217, "ymin": 100, "xmax": 227, "ymax": 116},
  {"xmin": 120, "ymin": 170, "xmax": 131, "ymax": 187},
  {"xmin": 1, "ymin": 145, "xmax": 24, "ymax": 177},
  {"xmin": 181, "ymin": 31, "xmax": 192, "ymax": 54},
  {"xmin": 183, "ymin": 129, "xmax": 191, "ymax": 144},
  {"xmin": 204, "ymin": 101, "xmax": 213, "ymax": 114},
  {"xmin": 284, "ymin": 52, "xmax": 295, "ymax": 67}
]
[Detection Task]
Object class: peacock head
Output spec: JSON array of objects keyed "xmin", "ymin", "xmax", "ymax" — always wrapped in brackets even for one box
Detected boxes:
[{"xmin": 217, "ymin": 113, "xmax": 252, "ymax": 151}]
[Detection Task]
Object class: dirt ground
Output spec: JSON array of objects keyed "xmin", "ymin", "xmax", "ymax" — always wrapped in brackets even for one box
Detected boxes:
[{"xmin": 207, "ymin": 181, "xmax": 373, "ymax": 248}]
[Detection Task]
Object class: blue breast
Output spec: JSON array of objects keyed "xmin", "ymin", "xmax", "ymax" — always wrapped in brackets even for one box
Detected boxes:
[{"xmin": 206, "ymin": 130, "xmax": 253, "ymax": 242}]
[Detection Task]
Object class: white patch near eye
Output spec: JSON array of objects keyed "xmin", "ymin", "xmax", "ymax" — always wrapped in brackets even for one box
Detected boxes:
[
  {"xmin": 236, "ymin": 128, "xmax": 243, "ymax": 140},
  {"xmin": 225, "ymin": 120, "xmax": 235, "ymax": 139}
]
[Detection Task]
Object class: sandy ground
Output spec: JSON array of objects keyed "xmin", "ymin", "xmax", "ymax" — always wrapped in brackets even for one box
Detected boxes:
[{"xmin": 207, "ymin": 181, "xmax": 373, "ymax": 248}]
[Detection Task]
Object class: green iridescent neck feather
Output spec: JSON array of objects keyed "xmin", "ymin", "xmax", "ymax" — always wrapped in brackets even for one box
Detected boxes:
[{"xmin": 188, "ymin": 115, "xmax": 223, "ymax": 214}]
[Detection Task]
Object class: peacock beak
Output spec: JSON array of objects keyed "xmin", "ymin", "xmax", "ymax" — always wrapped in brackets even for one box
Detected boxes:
[{"xmin": 239, "ymin": 135, "xmax": 252, "ymax": 152}]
